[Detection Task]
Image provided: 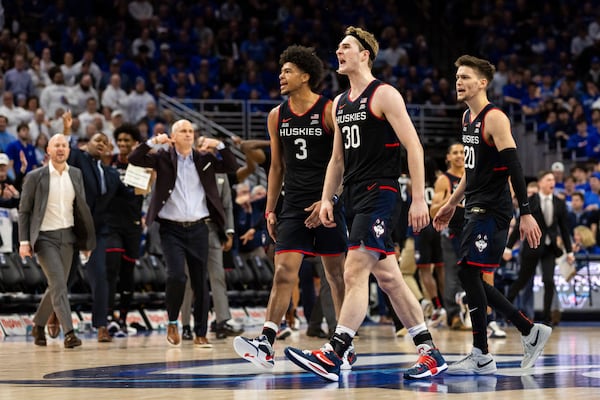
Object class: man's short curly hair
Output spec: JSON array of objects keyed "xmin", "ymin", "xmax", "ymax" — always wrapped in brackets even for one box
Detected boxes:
[
  {"xmin": 279, "ymin": 45, "xmax": 324, "ymax": 91},
  {"xmin": 113, "ymin": 123, "xmax": 142, "ymax": 143}
]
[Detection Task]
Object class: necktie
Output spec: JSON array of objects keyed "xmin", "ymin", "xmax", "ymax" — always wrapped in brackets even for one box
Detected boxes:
[
  {"xmin": 97, "ymin": 160, "xmax": 107, "ymax": 195},
  {"xmin": 542, "ymin": 196, "xmax": 553, "ymax": 227}
]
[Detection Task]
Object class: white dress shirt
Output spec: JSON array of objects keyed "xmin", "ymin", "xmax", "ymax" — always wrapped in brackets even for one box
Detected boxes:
[{"xmin": 40, "ymin": 162, "xmax": 75, "ymax": 231}]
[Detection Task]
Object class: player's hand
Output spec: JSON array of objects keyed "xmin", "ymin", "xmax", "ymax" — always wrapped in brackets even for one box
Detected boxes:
[
  {"xmin": 266, "ymin": 213, "xmax": 277, "ymax": 242},
  {"xmin": 240, "ymin": 228, "xmax": 255, "ymax": 245},
  {"xmin": 408, "ymin": 198, "xmax": 430, "ymax": 233},
  {"xmin": 519, "ymin": 214, "xmax": 541, "ymax": 249},
  {"xmin": 319, "ymin": 199, "xmax": 336, "ymax": 228},
  {"xmin": 433, "ymin": 202, "xmax": 456, "ymax": 231},
  {"xmin": 62, "ymin": 110, "xmax": 72, "ymax": 129},
  {"xmin": 19, "ymin": 244, "xmax": 32, "ymax": 258},
  {"xmin": 222, "ymin": 235, "xmax": 233, "ymax": 252},
  {"xmin": 304, "ymin": 201, "xmax": 322, "ymax": 229}
]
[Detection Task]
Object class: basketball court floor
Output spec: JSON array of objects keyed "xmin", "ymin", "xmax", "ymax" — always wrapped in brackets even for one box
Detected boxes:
[{"xmin": 1, "ymin": 322, "xmax": 599, "ymax": 399}]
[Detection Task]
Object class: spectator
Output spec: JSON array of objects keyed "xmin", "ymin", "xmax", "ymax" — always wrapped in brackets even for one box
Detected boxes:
[
  {"xmin": 27, "ymin": 56, "xmax": 50, "ymax": 97},
  {"xmin": 131, "ymin": 27, "xmax": 156, "ymax": 58},
  {"xmin": 551, "ymin": 161, "xmax": 566, "ymax": 193},
  {"xmin": 39, "ymin": 67, "xmax": 70, "ymax": 118},
  {"xmin": 584, "ymin": 172, "xmax": 600, "ymax": 211},
  {"xmin": 123, "ymin": 77, "xmax": 155, "ymax": 124},
  {"xmin": 60, "ymin": 52, "xmax": 78, "ymax": 86},
  {"xmin": 5, "ymin": 123, "xmax": 38, "ymax": 175},
  {"xmin": 4, "ymin": 54, "xmax": 34, "ymax": 100},
  {"xmin": 0, "ymin": 91, "xmax": 33, "ymax": 136},
  {"xmin": 568, "ymin": 192, "xmax": 593, "ymax": 231},
  {"xmin": 571, "ymin": 25, "xmax": 594, "ymax": 58},
  {"xmin": 28, "ymin": 108, "xmax": 50, "ymax": 143},
  {"xmin": 68, "ymin": 73, "xmax": 99, "ymax": 116},
  {"xmin": 73, "ymin": 51, "xmax": 102, "ymax": 87},
  {"xmin": 100, "ymin": 74, "xmax": 128, "ymax": 115},
  {"xmin": 128, "ymin": 0, "xmax": 154, "ymax": 23},
  {"xmin": 240, "ymin": 28, "xmax": 269, "ymax": 65},
  {"xmin": 33, "ymin": 133, "xmax": 48, "ymax": 166},
  {"xmin": 39, "ymin": 47, "xmax": 55, "ymax": 75},
  {"xmin": 233, "ymin": 182, "xmax": 268, "ymax": 263},
  {"xmin": 586, "ymin": 56, "xmax": 600, "ymax": 88},
  {"xmin": 78, "ymin": 98, "xmax": 105, "ymax": 134},
  {"xmin": 566, "ymin": 118, "xmax": 598, "ymax": 160}
]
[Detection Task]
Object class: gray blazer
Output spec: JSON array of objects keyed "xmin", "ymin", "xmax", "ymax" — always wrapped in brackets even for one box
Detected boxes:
[
  {"xmin": 216, "ymin": 173, "xmax": 234, "ymax": 237},
  {"xmin": 18, "ymin": 165, "xmax": 96, "ymax": 251}
]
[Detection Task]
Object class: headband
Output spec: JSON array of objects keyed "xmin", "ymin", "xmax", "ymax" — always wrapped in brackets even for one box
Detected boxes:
[{"xmin": 348, "ymin": 32, "xmax": 375, "ymax": 61}]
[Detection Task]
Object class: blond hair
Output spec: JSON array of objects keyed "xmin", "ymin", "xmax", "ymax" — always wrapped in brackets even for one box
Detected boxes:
[
  {"xmin": 574, "ymin": 225, "xmax": 596, "ymax": 248},
  {"xmin": 345, "ymin": 26, "xmax": 379, "ymax": 68}
]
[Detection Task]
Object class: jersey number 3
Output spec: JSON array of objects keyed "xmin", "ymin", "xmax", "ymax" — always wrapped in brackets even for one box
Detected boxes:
[{"xmin": 294, "ymin": 138, "xmax": 307, "ymax": 160}]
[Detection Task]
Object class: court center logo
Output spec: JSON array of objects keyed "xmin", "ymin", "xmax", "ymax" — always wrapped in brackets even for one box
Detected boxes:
[{"xmin": 1, "ymin": 352, "xmax": 599, "ymax": 392}]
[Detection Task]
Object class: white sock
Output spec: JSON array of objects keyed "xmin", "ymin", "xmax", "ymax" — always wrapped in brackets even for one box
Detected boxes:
[{"xmin": 334, "ymin": 325, "xmax": 356, "ymax": 338}]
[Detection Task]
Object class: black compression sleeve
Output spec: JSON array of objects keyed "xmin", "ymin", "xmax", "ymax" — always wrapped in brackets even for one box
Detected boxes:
[{"xmin": 499, "ymin": 148, "xmax": 531, "ymax": 215}]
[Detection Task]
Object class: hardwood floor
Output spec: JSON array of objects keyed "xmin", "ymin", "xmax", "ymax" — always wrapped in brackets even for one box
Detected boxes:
[{"xmin": 1, "ymin": 322, "xmax": 599, "ymax": 399}]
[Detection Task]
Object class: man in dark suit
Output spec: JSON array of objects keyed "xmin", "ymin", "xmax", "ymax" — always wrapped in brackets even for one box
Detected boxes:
[
  {"xmin": 18, "ymin": 134, "xmax": 95, "ymax": 349},
  {"xmin": 128, "ymin": 119, "xmax": 238, "ymax": 346},
  {"xmin": 506, "ymin": 170, "xmax": 574, "ymax": 325},
  {"xmin": 66, "ymin": 114, "xmax": 128, "ymax": 343}
]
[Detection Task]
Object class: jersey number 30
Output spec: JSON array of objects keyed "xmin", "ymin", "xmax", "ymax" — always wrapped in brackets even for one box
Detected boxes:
[{"xmin": 342, "ymin": 125, "xmax": 361, "ymax": 149}]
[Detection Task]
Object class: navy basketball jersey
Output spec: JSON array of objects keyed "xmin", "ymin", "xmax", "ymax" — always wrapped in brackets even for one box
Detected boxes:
[
  {"xmin": 277, "ymin": 95, "xmax": 333, "ymax": 208},
  {"xmin": 335, "ymin": 80, "xmax": 402, "ymax": 185},
  {"xmin": 461, "ymin": 103, "xmax": 512, "ymax": 217},
  {"xmin": 443, "ymin": 170, "xmax": 465, "ymax": 231}
]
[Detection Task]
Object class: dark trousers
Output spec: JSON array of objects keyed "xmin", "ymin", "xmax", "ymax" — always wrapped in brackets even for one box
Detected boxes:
[
  {"xmin": 86, "ymin": 226, "xmax": 109, "ymax": 328},
  {"xmin": 159, "ymin": 221, "xmax": 209, "ymax": 335},
  {"xmin": 507, "ymin": 244, "xmax": 556, "ymax": 322}
]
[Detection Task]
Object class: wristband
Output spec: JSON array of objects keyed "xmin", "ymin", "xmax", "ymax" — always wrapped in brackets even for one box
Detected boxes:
[
  {"xmin": 265, "ymin": 210, "xmax": 274, "ymax": 219},
  {"xmin": 332, "ymin": 194, "xmax": 339, "ymax": 206}
]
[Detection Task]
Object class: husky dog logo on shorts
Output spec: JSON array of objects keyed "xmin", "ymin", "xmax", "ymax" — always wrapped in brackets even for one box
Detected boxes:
[
  {"xmin": 475, "ymin": 233, "xmax": 488, "ymax": 252},
  {"xmin": 373, "ymin": 219, "xmax": 385, "ymax": 238}
]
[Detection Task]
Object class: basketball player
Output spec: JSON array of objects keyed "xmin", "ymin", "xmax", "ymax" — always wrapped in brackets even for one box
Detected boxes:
[{"xmin": 433, "ymin": 55, "xmax": 551, "ymax": 375}]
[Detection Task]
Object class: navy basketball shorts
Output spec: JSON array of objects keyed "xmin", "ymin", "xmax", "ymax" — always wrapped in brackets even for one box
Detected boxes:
[
  {"xmin": 458, "ymin": 211, "xmax": 510, "ymax": 272},
  {"xmin": 275, "ymin": 206, "xmax": 347, "ymax": 256},
  {"xmin": 414, "ymin": 222, "xmax": 443, "ymax": 267},
  {"xmin": 344, "ymin": 178, "xmax": 399, "ymax": 260},
  {"xmin": 106, "ymin": 224, "xmax": 143, "ymax": 260}
]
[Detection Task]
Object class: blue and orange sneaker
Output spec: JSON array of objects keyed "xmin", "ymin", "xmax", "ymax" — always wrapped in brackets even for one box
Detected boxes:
[
  {"xmin": 403, "ymin": 344, "xmax": 448, "ymax": 379},
  {"xmin": 233, "ymin": 335, "xmax": 275, "ymax": 369},
  {"xmin": 285, "ymin": 343, "xmax": 343, "ymax": 381}
]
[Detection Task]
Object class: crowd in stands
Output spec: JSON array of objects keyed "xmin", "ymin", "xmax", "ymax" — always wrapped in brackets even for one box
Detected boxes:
[{"xmin": 3, "ymin": 0, "xmax": 600, "ymax": 338}]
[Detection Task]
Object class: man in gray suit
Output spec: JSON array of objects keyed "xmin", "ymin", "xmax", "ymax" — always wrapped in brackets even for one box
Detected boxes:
[{"xmin": 19, "ymin": 134, "xmax": 95, "ymax": 349}]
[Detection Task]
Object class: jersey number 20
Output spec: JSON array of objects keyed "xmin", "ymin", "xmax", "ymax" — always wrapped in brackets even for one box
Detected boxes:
[{"xmin": 464, "ymin": 145, "xmax": 475, "ymax": 169}]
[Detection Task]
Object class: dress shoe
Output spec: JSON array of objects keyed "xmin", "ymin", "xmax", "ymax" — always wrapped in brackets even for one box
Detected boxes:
[
  {"xmin": 215, "ymin": 320, "xmax": 244, "ymax": 339},
  {"xmin": 194, "ymin": 336, "xmax": 212, "ymax": 348},
  {"xmin": 97, "ymin": 326, "xmax": 113, "ymax": 342},
  {"xmin": 182, "ymin": 325, "xmax": 193, "ymax": 341},
  {"xmin": 47, "ymin": 312, "xmax": 60, "ymax": 339},
  {"xmin": 64, "ymin": 332, "xmax": 82, "ymax": 349},
  {"xmin": 31, "ymin": 325, "xmax": 47, "ymax": 346},
  {"xmin": 167, "ymin": 323, "xmax": 180, "ymax": 346},
  {"xmin": 306, "ymin": 328, "xmax": 329, "ymax": 338}
]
